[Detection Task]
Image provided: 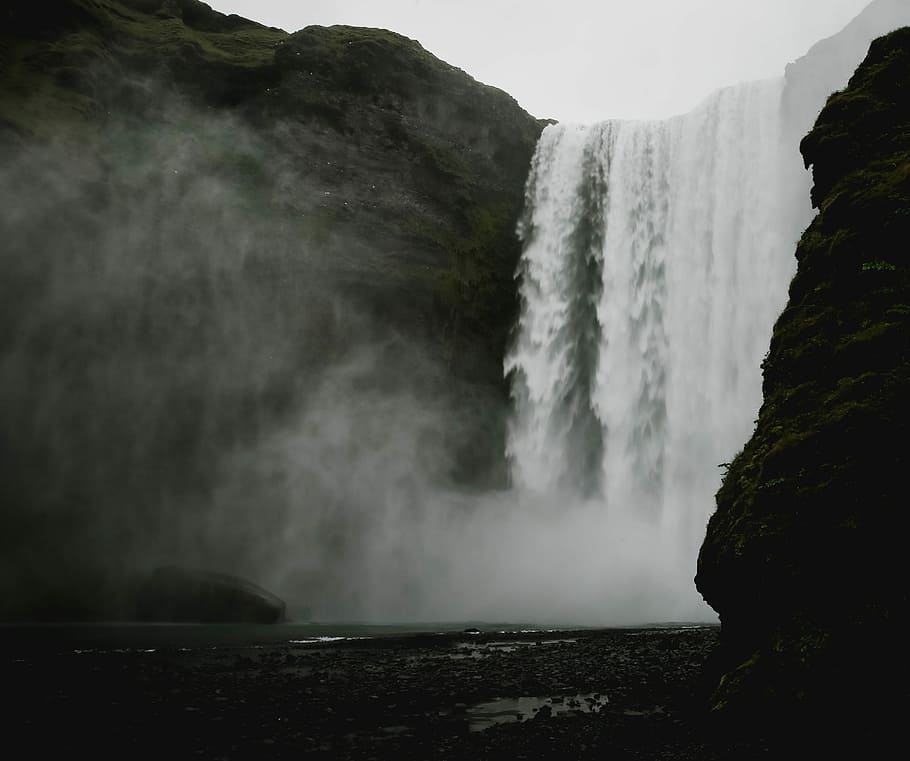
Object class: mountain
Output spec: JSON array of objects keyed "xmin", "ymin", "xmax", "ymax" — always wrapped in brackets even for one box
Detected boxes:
[
  {"xmin": 0, "ymin": 0, "xmax": 542, "ymax": 620},
  {"xmin": 696, "ymin": 24, "xmax": 910, "ymax": 747}
]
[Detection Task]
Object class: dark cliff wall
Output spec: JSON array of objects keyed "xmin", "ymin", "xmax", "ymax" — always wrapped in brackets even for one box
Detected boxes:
[
  {"xmin": 1, "ymin": 0, "xmax": 541, "ymax": 379},
  {"xmin": 697, "ymin": 26, "xmax": 910, "ymax": 742},
  {"xmin": 0, "ymin": 0, "xmax": 542, "ymax": 619}
]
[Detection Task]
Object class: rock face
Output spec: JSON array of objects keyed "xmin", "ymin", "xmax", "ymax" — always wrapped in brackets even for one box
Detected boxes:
[
  {"xmin": 0, "ymin": 0, "xmax": 542, "ymax": 620},
  {"xmin": 136, "ymin": 566, "xmax": 286, "ymax": 623},
  {"xmin": 0, "ymin": 0, "xmax": 541, "ymax": 386},
  {"xmin": 696, "ymin": 26, "xmax": 910, "ymax": 741}
]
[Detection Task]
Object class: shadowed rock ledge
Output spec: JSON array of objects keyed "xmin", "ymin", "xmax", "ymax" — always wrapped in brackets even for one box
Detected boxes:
[
  {"xmin": 136, "ymin": 566, "xmax": 286, "ymax": 623},
  {"xmin": 696, "ymin": 26, "xmax": 910, "ymax": 746}
]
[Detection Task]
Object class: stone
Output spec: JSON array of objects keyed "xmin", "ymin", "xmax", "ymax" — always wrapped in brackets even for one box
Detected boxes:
[{"xmin": 135, "ymin": 566, "xmax": 286, "ymax": 623}]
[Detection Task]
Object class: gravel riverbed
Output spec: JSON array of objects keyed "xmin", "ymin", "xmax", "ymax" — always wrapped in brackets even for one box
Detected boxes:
[{"xmin": 4, "ymin": 624, "xmax": 773, "ymax": 759}]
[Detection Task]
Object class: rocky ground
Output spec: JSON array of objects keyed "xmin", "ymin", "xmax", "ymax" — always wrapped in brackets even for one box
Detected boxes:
[{"xmin": 2, "ymin": 624, "xmax": 777, "ymax": 759}]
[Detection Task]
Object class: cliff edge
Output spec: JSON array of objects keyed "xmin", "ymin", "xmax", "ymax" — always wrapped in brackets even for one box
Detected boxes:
[{"xmin": 697, "ymin": 26, "xmax": 910, "ymax": 744}]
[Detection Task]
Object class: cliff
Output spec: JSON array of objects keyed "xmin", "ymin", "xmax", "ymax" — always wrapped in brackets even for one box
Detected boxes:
[
  {"xmin": 696, "ymin": 25, "xmax": 910, "ymax": 744},
  {"xmin": 0, "ymin": 0, "xmax": 542, "ymax": 619},
  {"xmin": 1, "ymin": 0, "xmax": 542, "ymax": 382}
]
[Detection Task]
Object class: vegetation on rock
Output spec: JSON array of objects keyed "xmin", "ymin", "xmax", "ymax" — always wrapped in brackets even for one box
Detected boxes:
[
  {"xmin": 696, "ymin": 26, "xmax": 910, "ymax": 743},
  {"xmin": 0, "ymin": 0, "xmax": 542, "ymax": 619}
]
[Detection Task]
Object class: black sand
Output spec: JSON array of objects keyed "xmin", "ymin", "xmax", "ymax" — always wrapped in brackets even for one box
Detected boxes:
[{"xmin": 4, "ymin": 624, "xmax": 771, "ymax": 759}]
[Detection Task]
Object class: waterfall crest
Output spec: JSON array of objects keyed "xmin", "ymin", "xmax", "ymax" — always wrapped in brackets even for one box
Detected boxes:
[{"xmin": 506, "ymin": 79, "xmax": 804, "ymax": 615}]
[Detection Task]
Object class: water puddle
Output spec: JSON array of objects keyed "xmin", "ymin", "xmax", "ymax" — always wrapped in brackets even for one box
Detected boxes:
[
  {"xmin": 451, "ymin": 638, "xmax": 578, "ymax": 659},
  {"xmin": 288, "ymin": 636, "xmax": 372, "ymax": 645},
  {"xmin": 467, "ymin": 693, "xmax": 608, "ymax": 732}
]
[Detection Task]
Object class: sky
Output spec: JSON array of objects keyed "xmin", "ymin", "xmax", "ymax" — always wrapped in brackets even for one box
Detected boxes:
[{"xmin": 208, "ymin": 0, "xmax": 875, "ymax": 122}]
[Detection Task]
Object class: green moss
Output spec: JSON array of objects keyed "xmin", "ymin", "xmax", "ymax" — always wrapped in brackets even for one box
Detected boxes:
[
  {"xmin": 0, "ymin": 0, "xmax": 288, "ymax": 137},
  {"xmin": 697, "ymin": 25, "xmax": 910, "ymax": 735},
  {"xmin": 861, "ymin": 259, "xmax": 897, "ymax": 271}
]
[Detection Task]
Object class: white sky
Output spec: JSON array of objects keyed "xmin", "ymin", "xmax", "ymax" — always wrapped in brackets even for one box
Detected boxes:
[{"xmin": 209, "ymin": 0, "xmax": 874, "ymax": 122}]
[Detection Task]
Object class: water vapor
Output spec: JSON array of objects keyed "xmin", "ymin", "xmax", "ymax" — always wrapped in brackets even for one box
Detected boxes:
[
  {"xmin": 0, "ymin": 83, "xmax": 719, "ymax": 625},
  {"xmin": 10, "ymin": 0, "xmax": 906, "ymax": 623}
]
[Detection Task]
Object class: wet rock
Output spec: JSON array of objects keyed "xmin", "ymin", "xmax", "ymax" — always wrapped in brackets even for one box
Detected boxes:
[
  {"xmin": 533, "ymin": 704, "xmax": 552, "ymax": 721},
  {"xmin": 697, "ymin": 24, "xmax": 910, "ymax": 746},
  {"xmin": 135, "ymin": 566, "xmax": 286, "ymax": 623}
]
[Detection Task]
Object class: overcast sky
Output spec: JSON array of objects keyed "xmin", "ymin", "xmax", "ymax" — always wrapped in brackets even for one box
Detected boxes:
[{"xmin": 209, "ymin": 0, "xmax": 874, "ymax": 122}]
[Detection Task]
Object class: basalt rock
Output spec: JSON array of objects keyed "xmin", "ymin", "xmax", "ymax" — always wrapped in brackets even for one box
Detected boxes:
[
  {"xmin": 696, "ymin": 26, "xmax": 910, "ymax": 745},
  {"xmin": 136, "ymin": 566, "xmax": 286, "ymax": 623}
]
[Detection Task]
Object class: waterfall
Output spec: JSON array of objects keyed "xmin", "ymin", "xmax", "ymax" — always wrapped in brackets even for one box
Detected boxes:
[{"xmin": 506, "ymin": 79, "xmax": 807, "ymax": 615}]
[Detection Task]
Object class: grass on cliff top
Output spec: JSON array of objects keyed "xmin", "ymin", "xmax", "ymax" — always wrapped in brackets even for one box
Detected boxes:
[
  {"xmin": 0, "ymin": 0, "xmax": 287, "ymax": 136},
  {"xmin": 102, "ymin": 1, "xmax": 287, "ymax": 67},
  {"xmin": 281, "ymin": 22, "xmax": 527, "ymax": 117},
  {"xmin": 291, "ymin": 24, "xmax": 438, "ymax": 63}
]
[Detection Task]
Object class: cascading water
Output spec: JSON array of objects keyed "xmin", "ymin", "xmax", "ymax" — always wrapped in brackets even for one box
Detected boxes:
[{"xmin": 506, "ymin": 79, "xmax": 809, "ymax": 618}]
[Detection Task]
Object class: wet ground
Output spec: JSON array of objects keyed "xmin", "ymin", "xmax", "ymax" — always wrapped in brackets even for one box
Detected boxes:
[{"xmin": 3, "ymin": 623, "xmax": 771, "ymax": 759}]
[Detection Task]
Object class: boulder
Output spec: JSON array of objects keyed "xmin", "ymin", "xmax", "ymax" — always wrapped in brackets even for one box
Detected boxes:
[{"xmin": 136, "ymin": 566, "xmax": 285, "ymax": 623}]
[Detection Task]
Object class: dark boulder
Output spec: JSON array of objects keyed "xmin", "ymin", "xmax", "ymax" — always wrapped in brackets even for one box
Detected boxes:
[{"xmin": 136, "ymin": 566, "xmax": 285, "ymax": 623}]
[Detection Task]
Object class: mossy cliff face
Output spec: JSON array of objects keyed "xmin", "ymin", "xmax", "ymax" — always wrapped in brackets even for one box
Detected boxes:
[
  {"xmin": 696, "ymin": 27, "xmax": 910, "ymax": 736},
  {"xmin": 0, "ymin": 0, "xmax": 542, "ymax": 619},
  {"xmin": 0, "ymin": 0, "xmax": 541, "ymax": 382}
]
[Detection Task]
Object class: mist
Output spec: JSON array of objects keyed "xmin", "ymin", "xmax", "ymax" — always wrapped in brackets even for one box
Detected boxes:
[
  {"xmin": 0, "ymin": 78, "xmax": 698, "ymax": 626},
  {"xmin": 0, "ymin": 66, "xmax": 715, "ymax": 625},
  {"xmin": 211, "ymin": 361, "xmax": 701, "ymax": 625},
  {"xmin": 9, "ymin": 0, "xmax": 909, "ymax": 626}
]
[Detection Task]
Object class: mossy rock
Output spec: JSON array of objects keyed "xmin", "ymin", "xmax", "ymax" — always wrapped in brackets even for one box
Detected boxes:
[
  {"xmin": 696, "ymin": 27, "xmax": 910, "ymax": 740},
  {"xmin": 0, "ymin": 0, "xmax": 542, "ymax": 620}
]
